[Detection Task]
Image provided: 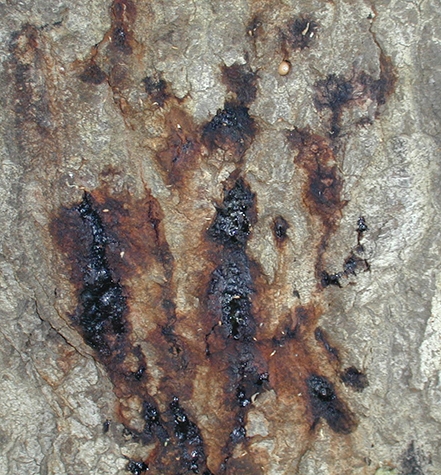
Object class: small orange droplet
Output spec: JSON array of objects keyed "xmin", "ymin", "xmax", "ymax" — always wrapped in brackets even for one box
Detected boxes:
[{"xmin": 278, "ymin": 60, "xmax": 291, "ymax": 76}]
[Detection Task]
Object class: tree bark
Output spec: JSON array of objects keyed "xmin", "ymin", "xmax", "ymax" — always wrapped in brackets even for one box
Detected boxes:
[{"xmin": 1, "ymin": 0, "xmax": 440, "ymax": 474}]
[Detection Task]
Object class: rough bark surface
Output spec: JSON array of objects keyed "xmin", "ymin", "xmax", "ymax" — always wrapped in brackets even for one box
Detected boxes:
[{"xmin": 0, "ymin": 0, "xmax": 440, "ymax": 474}]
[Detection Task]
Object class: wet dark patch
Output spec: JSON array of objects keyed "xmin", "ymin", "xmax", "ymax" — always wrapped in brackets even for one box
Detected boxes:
[
  {"xmin": 341, "ymin": 366, "xmax": 369, "ymax": 392},
  {"xmin": 285, "ymin": 16, "xmax": 318, "ymax": 51},
  {"xmin": 306, "ymin": 374, "xmax": 356, "ymax": 434},
  {"xmin": 357, "ymin": 216, "xmax": 368, "ymax": 245},
  {"xmin": 142, "ymin": 76, "xmax": 170, "ymax": 107},
  {"xmin": 221, "ymin": 63, "xmax": 258, "ymax": 106},
  {"xmin": 401, "ymin": 441, "xmax": 426, "ymax": 475},
  {"xmin": 79, "ymin": 62, "xmax": 107, "ymax": 85},
  {"xmin": 321, "ymin": 223, "xmax": 370, "ymax": 289},
  {"xmin": 127, "ymin": 460, "xmax": 148, "ymax": 475},
  {"xmin": 273, "ymin": 215, "xmax": 289, "ymax": 243},
  {"xmin": 315, "ymin": 327, "xmax": 339, "ymax": 361},
  {"xmin": 142, "ymin": 401, "xmax": 168, "ymax": 442},
  {"xmin": 202, "ymin": 101, "xmax": 257, "ymax": 158},
  {"xmin": 8, "ymin": 24, "xmax": 55, "ymax": 149},
  {"xmin": 203, "ymin": 176, "xmax": 271, "ymax": 464},
  {"xmin": 208, "ymin": 178, "xmax": 256, "ymax": 248},
  {"xmin": 321, "ymin": 270, "xmax": 342, "ymax": 288}
]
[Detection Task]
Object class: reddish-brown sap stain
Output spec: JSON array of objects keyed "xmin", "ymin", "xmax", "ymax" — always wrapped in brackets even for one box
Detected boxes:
[
  {"xmin": 155, "ymin": 107, "xmax": 203, "ymax": 187},
  {"xmin": 286, "ymin": 127, "xmax": 344, "ymax": 229}
]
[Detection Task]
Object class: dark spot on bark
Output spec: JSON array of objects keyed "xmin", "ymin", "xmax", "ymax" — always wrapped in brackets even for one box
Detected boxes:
[
  {"xmin": 127, "ymin": 460, "xmax": 148, "ymax": 475},
  {"xmin": 285, "ymin": 16, "xmax": 318, "ymax": 50},
  {"xmin": 314, "ymin": 56, "xmax": 396, "ymax": 137},
  {"xmin": 247, "ymin": 17, "xmax": 262, "ymax": 37},
  {"xmin": 221, "ymin": 63, "xmax": 258, "ymax": 106},
  {"xmin": 112, "ymin": 26, "xmax": 132, "ymax": 54},
  {"xmin": 273, "ymin": 216, "xmax": 289, "ymax": 243},
  {"xmin": 142, "ymin": 76, "xmax": 170, "ymax": 107},
  {"xmin": 401, "ymin": 441, "xmax": 426, "ymax": 475},
  {"xmin": 208, "ymin": 178, "xmax": 256, "ymax": 248},
  {"xmin": 133, "ymin": 366, "xmax": 145, "ymax": 381},
  {"xmin": 142, "ymin": 401, "xmax": 168, "ymax": 442},
  {"xmin": 202, "ymin": 101, "xmax": 256, "ymax": 157},
  {"xmin": 321, "ymin": 270, "xmax": 342, "ymax": 288},
  {"xmin": 236, "ymin": 385, "xmax": 251, "ymax": 407},
  {"xmin": 75, "ymin": 192, "xmax": 127, "ymax": 355},
  {"xmin": 315, "ymin": 327, "xmax": 339, "ymax": 361},
  {"xmin": 341, "ymin": 366, "xmax": 369, "ymax": 392},
  {"xmin": 79, "ymin": 63, "xmax": 107, "ymax": 85},
  {"xmin": 103, "ymin": 419, "xmax": 110, "ymax": 433},
  {"xmin": 306, "ymin": 374, "xmax": 356, "ymax": 434},
  {"xmin": 343, "ymin": 253, "xmax": 370, "ymax": 276}
]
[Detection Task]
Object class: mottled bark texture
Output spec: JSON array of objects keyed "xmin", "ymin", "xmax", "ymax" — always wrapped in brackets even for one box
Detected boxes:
[{"xmin": 0, "ymin": 0, "xmax": 440, "ymax": 474}]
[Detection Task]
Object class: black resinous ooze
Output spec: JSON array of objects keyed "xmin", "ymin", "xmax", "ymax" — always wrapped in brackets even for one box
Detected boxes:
[
  {"xmin": 307, "ymin": 374, "xmax": 356, "ymax": 434},
  {"xmin": 208, "ymin": 179, "xmax": 257, "ymax": 340},
  {"xmin": 209, "ymin": 250, "xmax": 255, "ymax": 341},
  {"xmin": 76, "ymin": 192, "xmax": 127, "ymax": 355},
  {"xmin": 142, "ymin": 401, "xmax": 168, "ymax": 442},
  {"xmin": 208, "ymin": 178, "xmax": 255, "ymax": 248},
  {"xmin": 170, "ymin": 397, "xmax": 208, "ymax": 473},
  {"xmin": 202, "ymin": 101, "xmax": 256, "ymax": 157},
  {"xmin": 273, "ymin": 215, "xmax": 289, "ymax": 242}
]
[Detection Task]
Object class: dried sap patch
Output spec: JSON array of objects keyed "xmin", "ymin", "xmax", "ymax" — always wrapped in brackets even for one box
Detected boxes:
[
  {"xmin": 285, "ymin": 16, "xmax": 319, "ymax": 51},
  {"xmin": 202, "ymin": 101, "xmax": 257, "ymax": 158},
  {"xmin": 286, "ymin": 127, "xmax": 344, "ymax": 225},
  {"xmin": 314, "ymin": 56, "xmax": 397, "ymax": 137},
  {"xmin": 341, "ymin": 366, "xmax": 369, "ymax": 392},
  {"xmin": 221, "ymin": 63, "xmax": 258, "ymax": 106}
]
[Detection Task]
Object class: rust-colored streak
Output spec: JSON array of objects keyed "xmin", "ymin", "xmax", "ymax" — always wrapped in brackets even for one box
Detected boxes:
[
  {"xmin": 110, "ymin": 0, "xmax": 137, "ymax": 55},
  {"xmin": 155, "ymin": 107, "xmax": 203, "ymax": 187}
]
